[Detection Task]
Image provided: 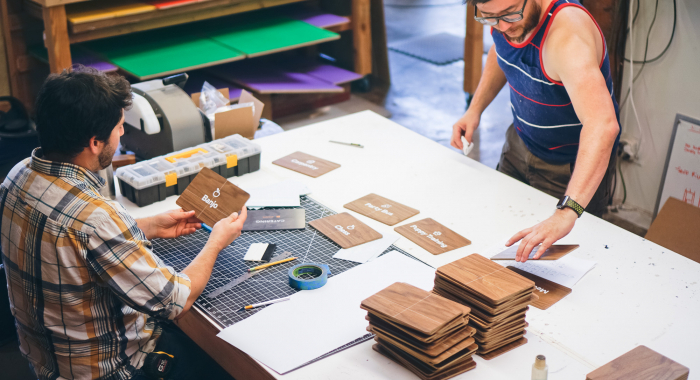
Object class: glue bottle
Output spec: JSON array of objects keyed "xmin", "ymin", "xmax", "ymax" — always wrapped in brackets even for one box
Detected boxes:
[{"xmin": 531, "ymin": 355, "xmax": 548, "ymax": 380}]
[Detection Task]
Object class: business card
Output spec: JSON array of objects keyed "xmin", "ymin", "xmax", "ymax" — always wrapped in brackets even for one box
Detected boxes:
[{"xmin": 242, "ymin": 209, "xmax": 306, "ymax": 231}]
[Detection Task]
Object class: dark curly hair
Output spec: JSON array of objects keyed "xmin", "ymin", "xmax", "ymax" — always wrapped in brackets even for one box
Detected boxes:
[{"xmin": 35, "ymin": 65, "xmax": 132, "ymax": 158}]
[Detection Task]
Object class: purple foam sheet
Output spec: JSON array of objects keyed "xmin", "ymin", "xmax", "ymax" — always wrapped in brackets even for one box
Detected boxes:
[
  {"xmin": 288, "ymin": 9, "xmax": 350, "ymax": 29},
  {"xmin": 184, "ymin": 71, "xmax": 244, "ymax": 100},
  {"xmin": 280, "ymin": 57, "xmax": 363, "ymax": 85},
  {"xmin": 73, "ymin": 47, "xmax": 118, "ymax": 72},
  {"xmin": 208, "ymin": 61, "xmax": 343, "ymax": 94}
]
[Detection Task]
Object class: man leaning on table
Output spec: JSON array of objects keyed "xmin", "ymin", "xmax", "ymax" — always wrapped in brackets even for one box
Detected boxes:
[
  {"xmin": 0, "ymin": 66, "xmax": 247, "ymax": 380},
  {"xmin": 452, "ymin": 0, "xmax": 621, "ymax": 262}
]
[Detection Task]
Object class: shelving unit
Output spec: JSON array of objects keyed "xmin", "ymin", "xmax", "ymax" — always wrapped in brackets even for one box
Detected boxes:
[{"xmin": 0, "ymin": 0, "xmax": 389, "ymax": 111}]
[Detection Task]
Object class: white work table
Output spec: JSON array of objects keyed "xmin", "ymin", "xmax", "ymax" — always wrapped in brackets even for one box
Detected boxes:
[{"xmin": 120, "ymin": 111, "xmax": 699, "ymax": 379}]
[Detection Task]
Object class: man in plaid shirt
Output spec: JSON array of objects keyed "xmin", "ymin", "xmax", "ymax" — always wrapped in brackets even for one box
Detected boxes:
[{"xmin": 0, "ymin": 66, "xmax": 247, "ymax": 379}]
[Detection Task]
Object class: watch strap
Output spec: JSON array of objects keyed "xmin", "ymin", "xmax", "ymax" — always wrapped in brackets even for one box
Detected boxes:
[{"xmin": 563, "ymin": 197, "xmax": 584, "ymax": 217}]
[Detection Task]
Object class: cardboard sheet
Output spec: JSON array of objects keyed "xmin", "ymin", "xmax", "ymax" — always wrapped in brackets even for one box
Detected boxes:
[
  {"xmin": 645, "ymin": 197, "xmax": 700, "ymax": 263},
  {"xmin": 216, "ymin": 251, "xmax": 436, "ymax": 374}
]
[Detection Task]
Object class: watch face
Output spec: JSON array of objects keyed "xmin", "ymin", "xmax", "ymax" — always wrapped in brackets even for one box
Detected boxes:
[{"xmin": 557, "ymin": 196, "xmax": 569, "ymax": 208}]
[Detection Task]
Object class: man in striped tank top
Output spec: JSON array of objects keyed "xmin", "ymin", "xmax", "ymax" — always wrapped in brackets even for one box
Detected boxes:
[{"xmin": 451, "ymin": 0, "xmax": 621, "ymax": 262}]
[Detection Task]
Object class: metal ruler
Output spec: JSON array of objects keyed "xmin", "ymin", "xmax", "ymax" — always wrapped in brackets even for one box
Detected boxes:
[{"xmin": 206, "ymin": 251, "xmax": 294, "ymax": 299}]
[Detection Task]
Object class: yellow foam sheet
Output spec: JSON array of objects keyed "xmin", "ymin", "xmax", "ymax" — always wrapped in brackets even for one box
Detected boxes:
[{"xmin": 67, "ymin": 1, "xmax": 157, "ymax": 24}]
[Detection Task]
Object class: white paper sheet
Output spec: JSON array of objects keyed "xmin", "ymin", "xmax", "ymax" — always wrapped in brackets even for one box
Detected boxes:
[
  {"xmin": 216, "ymin": 251, "xmax": 435, "ymax": 374},
  {"xmin": 244, "ymin": 180, "xmax": 311, "ymax": 208},
  {"xmin": 495, "ymin": 255, "xmax": 597, "ymax": 288},
  {"xmin": 333, "ymin": 228, "xmax": 400, "ymax": 264}
]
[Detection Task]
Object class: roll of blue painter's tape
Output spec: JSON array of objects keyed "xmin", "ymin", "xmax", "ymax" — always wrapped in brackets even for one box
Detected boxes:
[{"xmin": 288, "ymin": 263, "xmax": 329, "ymax": 290}]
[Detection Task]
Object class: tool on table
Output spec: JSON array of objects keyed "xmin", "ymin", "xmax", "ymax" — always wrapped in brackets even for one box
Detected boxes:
[
  {"xmin": 461, "ymin": 136, "xmax": 474, "ymax": 156},
  {"xmin": 122, "ymin": 73, "xmax": 211, "ymax": 160},
  {"xmin": 206, "ymin": 250, "xmax": 295, "ymax": 299},
  {"xmin": 238, "ymin": 296, "xmax": 291, "ymax": 311},
  {"xmin": 532, "ymin": 355, "xmax": 548, "ymax": 380},
  {"xmin": 330, "ymin": 140, "xmax": 364, "ymax": 148},
  {"xmin": 201, "ymin": 223, "xmax": 212, "ymax": 233},
  {"xmin": 288, "ymin": 263, "xmax": 330, "ymax": 290},
  {"xmin": 248, "ymin": 256, "xmax": 297, "ymax": 272},
  {"xmin": 142, "ymin": 351, "xmax": 177, "ymax": 380}
]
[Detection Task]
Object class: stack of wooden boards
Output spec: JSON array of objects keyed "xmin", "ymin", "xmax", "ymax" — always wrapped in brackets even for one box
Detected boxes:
[
  {"xmin": 361, "ymin": 283, "xmax": 478, "ymax": 380},
  {"xmin": 433, "ymin": 254, "xmax": 536, "ymax": 359}
]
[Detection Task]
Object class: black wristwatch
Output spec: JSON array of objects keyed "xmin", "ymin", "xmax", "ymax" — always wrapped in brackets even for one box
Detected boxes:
[{"xmin": 557, "ymin": 195, "xmax": 584, "ymax": 218}]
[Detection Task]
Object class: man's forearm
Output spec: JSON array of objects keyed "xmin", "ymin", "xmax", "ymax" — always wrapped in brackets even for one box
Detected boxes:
[
  {"xmin": 177, "ymin": 242, "xmax": 222, "ymax": 317},
  {"xmin": 468, "ymin": 45, "xmax": 507, "ymax": 114},
  {"xmin": 565, "ymin": 120, "xmax": 619, "ymax": 208},
  {"xmin": 135, "ymin": 217, "xmax": 155, "ymax": 240}
]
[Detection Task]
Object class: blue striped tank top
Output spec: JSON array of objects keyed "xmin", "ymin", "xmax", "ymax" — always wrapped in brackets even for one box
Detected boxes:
[{"xmin": 491, "ymin": 0, "xmax": 620, "ymax": 164}]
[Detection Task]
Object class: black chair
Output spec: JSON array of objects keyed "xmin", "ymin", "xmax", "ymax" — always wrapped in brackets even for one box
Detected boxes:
[{"xmin": 0, "ymin": 97, "xmax": 39, "ymax": 182}]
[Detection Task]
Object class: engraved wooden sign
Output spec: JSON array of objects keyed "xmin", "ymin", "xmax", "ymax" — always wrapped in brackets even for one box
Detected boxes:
[
  {"xmin": 344, "ymin": 193, "xmax": 419, "ymax": 226},
  {"xmin": 506, "ymin": 267, "xmax": 572, "ymax": 310},
  {"xmin": 176, "ymin": 167, "xmax": 250, "ymax": 227},
  {"xmin": 272, "ymin": 151, "xmax": 340, "ymax": 178},
  {"xmin": 394, "ymin": 218, "xmax": 471, "ymax": 255},
  {"xmin": 490, "ymin": 244, "xmax": 579, "ymax": 260},
  {"xmin": 308, "ymin": 212, "xmax": 382, "ymax": 249}
]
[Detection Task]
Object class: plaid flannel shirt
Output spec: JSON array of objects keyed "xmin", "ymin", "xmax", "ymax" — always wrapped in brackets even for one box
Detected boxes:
[{"xmin": 0, "ymin": 149, "xmax": 191, "ymax": 380}]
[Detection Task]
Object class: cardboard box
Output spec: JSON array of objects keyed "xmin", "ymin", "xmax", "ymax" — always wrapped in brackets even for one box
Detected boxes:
[
  {"xmin": 191, "ymin": 88, "xmax": 264, "ymax": 140},
  {"xmin": 645, "ymin": 197, "xmax": 700, "ymax": 263}
]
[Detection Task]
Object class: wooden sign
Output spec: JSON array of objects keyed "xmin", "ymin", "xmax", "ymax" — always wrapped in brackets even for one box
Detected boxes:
[
  {"xmin": 394, "ymin": 218, "xmax": 471, "ymax": 255},
  {"xmin": 272, "ymin": 151, "xmax": 340, "ymax": 178},
  {"xmin": 308, "ymin": 212, "xmax": 381, "ymax": 249},
  {"xmin": 586, "ymin": 345, "xmax": 689, "ymax": 380},
  {"xmin": 176, "ymin": 167, "xmax": 250, "ymax": 227},
  {"xmin": 344, "ymin": 193, "xmax": 419, "ymax": 226},
  {"xmin": 490, "ymin": 244, "xmax": 579, "ymax": 261},
  {"xmin": 506, "ymin": 267, "xmax": 572, "ymax": 310}
]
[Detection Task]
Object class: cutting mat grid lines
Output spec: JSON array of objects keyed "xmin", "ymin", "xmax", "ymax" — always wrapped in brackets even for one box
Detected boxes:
[{"xmin": 152, "ymin": 196, "xmax": 414, "ymax": 328}]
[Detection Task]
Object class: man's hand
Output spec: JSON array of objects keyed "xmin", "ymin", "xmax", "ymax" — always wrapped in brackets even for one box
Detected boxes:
[
  {"xmin": 451, "ymin": 110, "xmax": 480, "ymax": 151},
  {"xmin": 207, "ymin": 207, "xmax": 248, "ymax": 251},
  {"xmin": 141, "ymin": 209, "xmax": 202, "ymax": 240},
  {"xmin": 506, "ymin": 209, "xmax": 578, "ymax": 262}
]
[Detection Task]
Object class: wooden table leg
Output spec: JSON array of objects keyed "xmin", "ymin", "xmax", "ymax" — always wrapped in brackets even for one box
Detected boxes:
[
  {"xmin": 352, "ymin": 0, "xmax": 372, "ymax": 76},
  {"xmin": 42, "ymin": 5, "xmax": 72, "ymax": 73},
  {"xmin": 463, "ymin": 4, "xmax": 483, "ymax": 95}
]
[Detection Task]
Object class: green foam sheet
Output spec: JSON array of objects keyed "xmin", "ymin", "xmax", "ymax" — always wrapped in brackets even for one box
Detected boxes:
[
  {"xmin": 82, "ymin": 28, "xmax": 244, "ymax": 79},
  {"xmin": 205, "ymin": 15, "xmax": 339, "ymax": 56},
  {"xmin": 80, "ymin": 13, "xmax": 338, "ymax": 79}
]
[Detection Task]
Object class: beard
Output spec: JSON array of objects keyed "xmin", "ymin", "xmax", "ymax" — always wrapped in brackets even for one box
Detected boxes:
[
  {"xmin": 98, "ymin": 141, "xmax": 116, "ymax": 170},
  {"xmin": 497, "ymin": 0, "xmax": 542, "ymax": 43}
]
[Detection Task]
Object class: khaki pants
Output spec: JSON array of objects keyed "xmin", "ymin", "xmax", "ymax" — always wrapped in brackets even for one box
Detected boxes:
[{"xmin": 496, "ymin": 125, "xmax": 615, "ymax": 217}]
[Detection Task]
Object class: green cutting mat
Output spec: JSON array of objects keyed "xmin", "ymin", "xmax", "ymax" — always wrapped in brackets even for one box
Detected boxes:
[
  {"xmin": 79, "ymin": 11, "xmax": 338, "ymax": 79},
  {"xmin": 205, "ymin": 14, "xmax": 339, "ymax": 57},
  {"xmin": 81, "ymin": 27, "xmax": 244, "ymax": 80}
]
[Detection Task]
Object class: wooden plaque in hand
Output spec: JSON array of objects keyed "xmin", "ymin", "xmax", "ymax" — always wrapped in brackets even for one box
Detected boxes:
[
  {"xmin": 309, "ymin": 212, "xmax": 382, "ymax": 249},
  {"xmin": 272, "ymin": 151, "xmax": 340, "ymax": 178},
  {"xmin": 175, "ymin": 167, "xmax": 250, "ymax": 227},
  {"xmin": 395, "ymin": 218, "xmax": 471, "ymax": 255},
  {"xmin": 344, "ymin": 193, "xmax": 419, "ymax": 226}
]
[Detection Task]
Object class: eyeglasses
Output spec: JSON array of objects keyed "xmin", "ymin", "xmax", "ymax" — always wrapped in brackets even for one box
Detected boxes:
[{"xmin": 474, "ymin": 0, "xmax": 527, "ymax": 26}]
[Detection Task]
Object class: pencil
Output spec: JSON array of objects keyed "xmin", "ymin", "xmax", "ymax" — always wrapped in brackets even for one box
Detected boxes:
[
  {"xmin": 247, "ymin": 257, "xmax": 297, "ymax": 272},
  {"xmin": 238, "ymin": 296, "xmax": 291, "ymax": 311},
  {"xmin": 330, "ymin": 140, "xmax": 364, "ymax": 148}
]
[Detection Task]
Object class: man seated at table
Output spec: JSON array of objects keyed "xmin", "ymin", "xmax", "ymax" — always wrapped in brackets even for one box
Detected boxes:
[{"xmin": 0, "ymin": 66, "xmax": 246, "ymax": 380}]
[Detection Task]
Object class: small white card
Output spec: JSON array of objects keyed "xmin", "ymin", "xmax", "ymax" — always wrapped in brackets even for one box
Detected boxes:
[{"xmin": 244, "ymin": 243, "xmax": 269, "ymax": 261}]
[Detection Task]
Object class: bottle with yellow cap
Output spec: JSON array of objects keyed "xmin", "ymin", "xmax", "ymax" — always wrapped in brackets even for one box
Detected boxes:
[{"xmin": 532, "ymin": 354, "xmax": 548, "ymax": 380}]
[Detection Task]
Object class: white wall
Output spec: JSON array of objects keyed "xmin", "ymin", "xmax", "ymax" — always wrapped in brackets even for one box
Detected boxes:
[{"xmin": 617, "ymin": 0, "xmax": 700, "ymax": 222}]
